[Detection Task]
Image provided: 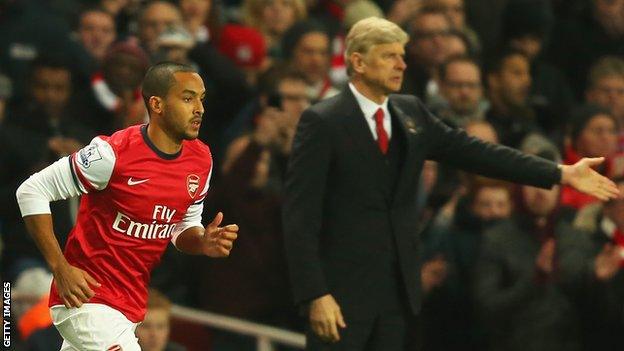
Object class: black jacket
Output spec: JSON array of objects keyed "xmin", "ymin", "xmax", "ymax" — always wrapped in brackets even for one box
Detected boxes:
[{"xmin": 283, "ymin": 87, "xmax": 561, "ymax": 316}]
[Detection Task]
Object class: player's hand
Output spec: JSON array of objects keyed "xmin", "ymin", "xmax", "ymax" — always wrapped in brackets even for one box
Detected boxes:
[
  {"xmin": 52, "ymin": 261, "xmax": 101, "ymax": 308},
  {"xmin": 560, "ymin": 158, "xmax": 620, "ymax": 201},
  {"xmin": 202, "ymin": 212, "xmax": 238, "ymax": 257},
  {"xmin": 309, "ymin": 294, "xmax": 347, "ymax": 343}
]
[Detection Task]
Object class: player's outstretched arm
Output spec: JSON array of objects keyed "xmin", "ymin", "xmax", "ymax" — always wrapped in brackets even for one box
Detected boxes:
[
  {"xmin": 22, "ymin": 214, "xmax": 101, "ymax": 308},
  {"xmin": 174, "ymin": 212, "xmax": 238, "ymax": 257}
]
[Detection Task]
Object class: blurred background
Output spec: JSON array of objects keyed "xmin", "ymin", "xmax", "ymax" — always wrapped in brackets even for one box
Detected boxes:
[{"xmin": 0, "ymin": 0, "xmax": 623, "ymax": 350}]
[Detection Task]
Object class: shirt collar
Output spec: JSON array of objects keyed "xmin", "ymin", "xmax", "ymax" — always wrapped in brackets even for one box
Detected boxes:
[{"xmin": 348, "ymin": 82, "xmax": 389, "ymax": 119}]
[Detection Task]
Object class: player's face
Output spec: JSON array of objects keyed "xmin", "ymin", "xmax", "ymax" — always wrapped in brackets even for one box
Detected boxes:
[
  {"xmin": 360, "ymin": 42, "xmax": 407, "ymax": 95},
  {"xmin": 136, "ymin": 308, "xmax": 170, "ymax": 351},
  {"xmin": 163, "ymin": 71, "xmax": 206, "ymax": 140}
]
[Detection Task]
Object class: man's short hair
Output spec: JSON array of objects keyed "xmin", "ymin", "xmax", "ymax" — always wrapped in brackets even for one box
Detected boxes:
[
  {"xmin": 484, "ymin": 48, "xmax": 528, "ymax": 77},
  {"xmin": 345, "ymin": 17, "xmax": 409, "ymax": 76},
  {"xmin": 281, "ymin": 20, "xmax": 329, "ymax": 60},
  {"xmin": 257, "ymin": 64, "xmax": 307, "ymax": 96},
  {"xmin": 587, "ymin": 56, "xmax": 624, "ymax": 89},
  {"xmin": 141, "ymin": 61, "xmax": 197, "ymax": 107},
  {"xmin": 28, "ymin": 55, "xmax": 72, "ymax": 85},
  {"xmin": 438, "ymin": 55, "xmax": 480, "ymax": 82},
  {"xmin": 75, "ymin": 6, "xmax": 113, "ymax": 30},
  {"xmin": 408, "ymin": 6, "xmax": 448, "ymax": 33}
]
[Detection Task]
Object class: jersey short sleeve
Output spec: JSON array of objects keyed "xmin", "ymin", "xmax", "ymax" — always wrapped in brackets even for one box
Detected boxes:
[{"xmin": 69, "ymin": 137, "xmax": 116, "ymax": 193}]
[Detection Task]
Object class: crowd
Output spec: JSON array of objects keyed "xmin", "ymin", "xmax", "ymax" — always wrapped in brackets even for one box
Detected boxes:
[{"xmin": 1, "ymin": 0, "xmax": 623, "ymax": 350}]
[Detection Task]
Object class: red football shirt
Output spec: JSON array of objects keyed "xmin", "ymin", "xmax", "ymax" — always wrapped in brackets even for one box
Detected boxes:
[{"xmin": 48, "ymin": 124, "xmax": 212, "ymax": 322}]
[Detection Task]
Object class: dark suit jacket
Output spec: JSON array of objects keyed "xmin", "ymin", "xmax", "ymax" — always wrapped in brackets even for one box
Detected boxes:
[{"xmin": 283, "ymin": 88, "xmax": 561, "ymax": 316}]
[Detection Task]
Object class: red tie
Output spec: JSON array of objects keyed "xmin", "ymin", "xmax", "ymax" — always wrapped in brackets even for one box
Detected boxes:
[{"xmin": 374, "ymin": 108, "xmax": 389, "ymax": 154}]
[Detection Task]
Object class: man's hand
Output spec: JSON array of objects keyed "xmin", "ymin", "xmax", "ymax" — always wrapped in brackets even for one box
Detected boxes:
[
  {"xmin": 309, "ymin": 294, "xmax": 347, "ymax": 343},
  {"xmin": 535, "ymin": 239, "xmax": 556, "ymax": 274},
  {"xmin": 201, "ymin": 212, "xmax": 238, "ymax": 257},
  {"xmin": 560, "ymin": 158, "xmax": 620, "ymax": 200},
  {"xmin": 594, "ymin": 243, "xmax": 621, "ymax": 281},
  {"xmin": 52, "ymin": 261, "xmax": 101, "ymax": 308}
]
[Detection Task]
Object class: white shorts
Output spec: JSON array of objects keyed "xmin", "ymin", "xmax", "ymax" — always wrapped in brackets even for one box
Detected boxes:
[{"xmin": 50, "ymin": 303, "xmax": 141, "ymax": 351}]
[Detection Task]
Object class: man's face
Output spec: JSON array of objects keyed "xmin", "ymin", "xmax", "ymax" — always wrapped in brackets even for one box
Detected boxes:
[
  {"xmin": 509, "ymin": 35, "xmax": 543, "ymax": 61},
  {"xmin": 429, "ymin": 0, "xmax": 465, "ymax": 29},
  {"xmin": 161, "ymin": 71, "xmax": 206, "ymax": 140},
  {"xmin": 357, "ymin": 42, "xmax": 407, "ymax": 95},
  {"xmin": 409, "ymin": 13, "xmax": 451, "ymax": 68},
  {"xmin": 587, "ymin": 76, "xmax": 624, "ymax": 120},
  {"xmin": 522, "ymin": 185, "xmax": 560, "ymax": 217},
  {"xmin": 471, "ymin": 187, "xmax": 512, "ymax": 221},
  {"xmin": 292, "ymin": 32, "xmax": 330, "ymax": 85},
  {"xmin": 79, "ymin": 11, "xmax": 116, "ymax": 61},
  {"xmin": 593, "ymin": 0, "xmax": 624, "ymax": 33},
  {"xmin": 278, "ymin": 78, "xmax": 310, "ymax": 121},
  {"xmin": 263, "ymin": 0, "xmax": 298, "ymax": 36},
  {"xmin": 31, "ymin": 67, "xmax": 71, "ymax": 118},
  {"xmin": 136, "ymin": 308, "xmax": 170, "ymax": 351},
  {"xmin": 489, "ymin": 54, "xmax": 531, "ymax": 108},
  {"xmin": 440, "ymin": 61, "xmax": 482, "ymax": 115},
  {"xmin": 103, "ymin": 53, "xmax": 146, "ymax": 95},
  {"xmin": 576, "ymin": 114, "xmax": 618, "ymax": 158},
  {"xmin": 180, "ymin": 0, "xmax": 211, "ymax": 21},
  {"xmin": 139, "ymin": 2, "xmax": 183, "ymax": 53}
]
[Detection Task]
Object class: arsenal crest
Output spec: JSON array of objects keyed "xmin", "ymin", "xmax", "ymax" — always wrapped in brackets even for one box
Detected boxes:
[{"xmin": 187, "ymin": 174, "xmax": 200, "ymax": 198}]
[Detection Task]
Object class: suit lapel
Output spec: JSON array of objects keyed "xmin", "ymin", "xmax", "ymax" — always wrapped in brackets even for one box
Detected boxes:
[{"xmin": 338, "ymin": 87, "xmax": 387, "ymax": 166}]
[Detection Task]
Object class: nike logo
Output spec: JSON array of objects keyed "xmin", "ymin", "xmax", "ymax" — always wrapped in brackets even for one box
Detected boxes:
[{"xmin": 127, "ymin": 177, "xmax": 149, "ymax": 186}]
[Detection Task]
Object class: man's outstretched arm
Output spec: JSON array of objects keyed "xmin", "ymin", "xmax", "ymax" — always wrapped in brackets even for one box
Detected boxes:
[{"xmin": 418, "ymin": 99, "xmax": 619, "ymax": 200}]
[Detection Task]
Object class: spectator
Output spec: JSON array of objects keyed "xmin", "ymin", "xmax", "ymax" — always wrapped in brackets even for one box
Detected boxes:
[
  {"xmin": 1, "ymin": 56, "xmax": 94, "ymax": 278},
  {"xmin": 154, "ymin": 25, "xmax": 196, "ymax": 65},
  {"xmin": 562, "ymin": 104, "xmax": 621, "ymax": 210},
  {"xmin": 402, "ymin": 7, "xmax": 453, "ymax": 101},
  {"xmin": 432, "ymin": 55, "xmax": 486, "ymax": 127},
  {"xmin": 485, "ymin": 49, "xmax": 542, "ymax": 148},
  {"xmin": 242, "ymin": 0, "xmax": 307, "ymax": 58},
  {"xmin": 547, "ymin": 0, "xmax": 624, "ymax": 98},
  {"xmin": 502, "ymin": 0, "xmax": 574, "ymax": 135},
  {"xmin": 422, "ymin": 178, "xmax": 514, "ymax": 351},
  {"xmin": 197, "ymin": 70, "xmax": 308, "ymax": 350},
  {"xmin": 572, "ymin": 177, "xmax": 624, "ymax": 351},
  {"xmin": 281, "ymin": 20, "xmax": 338, "ymax": 102},
  {"xmin": 474, "ymin": 151, "xmax": 586, "ymax": 351},
  {"xmin": 138, "ymin": 1, "xmax": 184, "ymax": 57},
  {"xmin": 0, "ymin": 73, "xmax": 12, "ymax": 124},
  {"xmin": 222, "ymin": 66, "xmax": 310, "ymax": 170},
  {"xmin": 136, "ymin": 289, "xmax": 187, "ymax": 351},
  {"xmin": 423, "ymin": 0, "xmax": 481, "ymax": 56},
  {"xmin": 86, "ymin": 40, "xmax": 150, "ymax": 134},
  {"xmin": 217, "ymin": 24, "xmax": 268, "ymax": 86},
  {"xmin": 75, "ymin": 8, "xmax": 117, "ymax": 68},
  {"xmin": 585, "ymin": 56, "xmax": 624, "ymax": 149},
  {"xmin": 179, "ymin": 0, "xmax": 214, "ymax": 43}
]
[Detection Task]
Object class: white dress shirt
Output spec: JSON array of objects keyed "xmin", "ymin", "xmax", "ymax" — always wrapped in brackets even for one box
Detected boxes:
[{"xmin": 348, "ymin": 83, "xmax": 392, "ymax": 140}]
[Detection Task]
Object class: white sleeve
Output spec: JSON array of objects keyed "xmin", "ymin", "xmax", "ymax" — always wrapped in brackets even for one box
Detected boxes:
[
  {"xmin": 15, "ymin": 137, "xmax": 115, "ymax": 217},
  {"xmin": 170, "ymin": 165, "xmax": 212, "ymax": 248}
]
